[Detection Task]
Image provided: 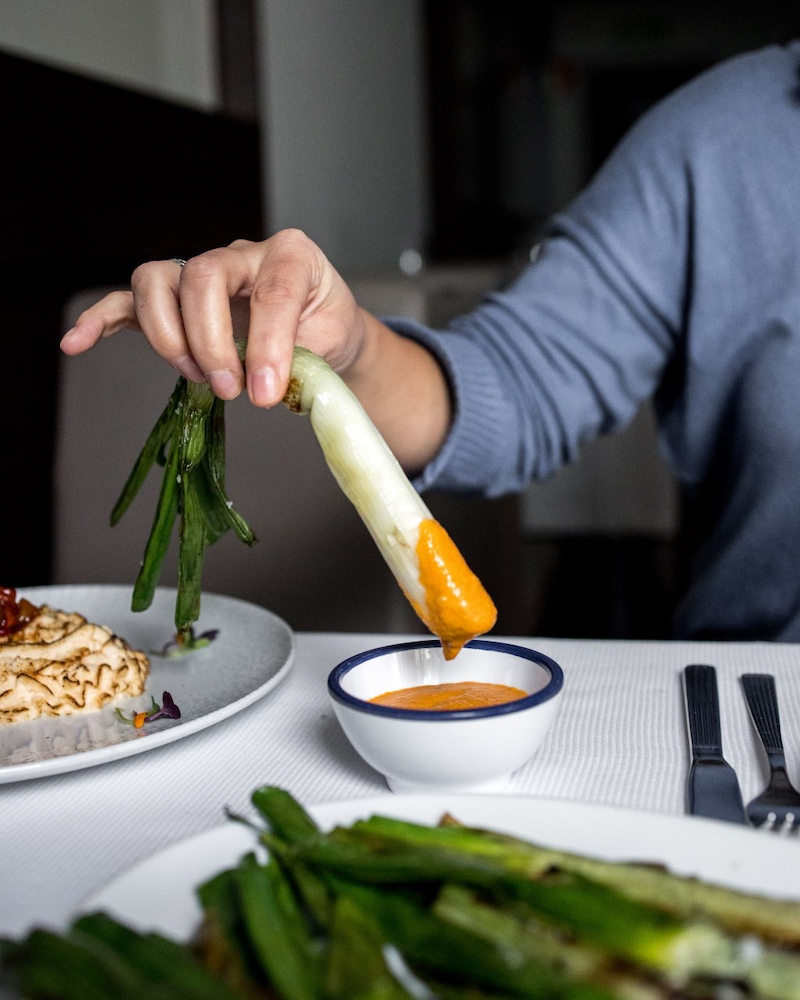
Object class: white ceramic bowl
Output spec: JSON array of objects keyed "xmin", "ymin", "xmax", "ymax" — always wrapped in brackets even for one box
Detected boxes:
[{"xmin": 328, "ymin": 639, "xmax": 564, "ymax": 793}]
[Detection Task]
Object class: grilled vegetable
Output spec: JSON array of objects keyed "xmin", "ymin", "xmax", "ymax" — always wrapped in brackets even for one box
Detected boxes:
[
  {"xmin": 0, "ymin": 912, "xmax": 244, "ymax": 1000},
  {"xmin": 277, "ymin": 811, "xmax": 800, "ymax": 998},
  {"xmin": 431, "ymin": 812, "xmax": 800, "ymax": 945},
  {"xmin": 114, "ymin": 345, "xmax": 496, "ymax": 657},
  {"xmin": 325, "ymin": 896, "xmax": 417, "ymax": 1000},
  {"xmin": 284, "ymin": 347, "xmax": 497, "ymax": 658},
  {"xmin": 250, "ymin": 786, "xmax": 800, "ymax": 999},
  {"xmin": 112, "ymin": 363, "xmax": 256, "ymax": 642}
]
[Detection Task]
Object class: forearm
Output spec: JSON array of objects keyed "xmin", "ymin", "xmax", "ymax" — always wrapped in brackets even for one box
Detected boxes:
[{"xmin": 342, "ymin": 309, "xmax": 452, "ymax": 476}]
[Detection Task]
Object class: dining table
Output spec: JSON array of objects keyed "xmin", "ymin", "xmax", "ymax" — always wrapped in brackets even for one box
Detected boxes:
[{"xmin": 3, "ymin": 626, "xmax": 800, "ymax": 943}]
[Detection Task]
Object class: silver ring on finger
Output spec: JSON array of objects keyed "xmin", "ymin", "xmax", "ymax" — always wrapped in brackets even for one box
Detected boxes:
[{"xmin": 170, "ymin": 257, "xmax": 187, "ymax": 267}]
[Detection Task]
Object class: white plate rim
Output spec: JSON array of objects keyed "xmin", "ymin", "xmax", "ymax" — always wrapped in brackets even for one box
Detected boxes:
[
  {"xmin": 0, "ymin": 585, "xmax": 295, "ymax": 784},
  {"xmin": 81, "ymin": 792, "xmax": 800, "ymax": 940}
]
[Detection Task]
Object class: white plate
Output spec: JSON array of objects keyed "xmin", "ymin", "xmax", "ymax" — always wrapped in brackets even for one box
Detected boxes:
[
  {"xmin": 83, "ymin": 794, "xmax": 800, "ymax": 940},
  {"xmin": 0, "ymin": 585, "xmax": 294, "ymax": 783}
]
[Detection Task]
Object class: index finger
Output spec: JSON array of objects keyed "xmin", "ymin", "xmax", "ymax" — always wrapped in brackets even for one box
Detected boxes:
[{"xmin": 60, "ymin": 290, "xmax": 140, "ymax": 355}]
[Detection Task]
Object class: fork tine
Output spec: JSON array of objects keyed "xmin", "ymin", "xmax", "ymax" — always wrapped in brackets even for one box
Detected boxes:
[
  {"xmin": 760, "ymin": 813, "xmax": 777, "ymax": 831},
  {"xmin": 754, "ymin": 808, "xmax": 800, "ymax": 834}
]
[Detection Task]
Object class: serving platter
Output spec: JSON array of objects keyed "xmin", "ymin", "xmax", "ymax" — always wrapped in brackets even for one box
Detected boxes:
[
  {"xmin": 0, "ymin": 585, "xmax": 294, "ymax": 783},
  {"xmin": 82, "ymin": 792, "xmax": 800, "ymax": 940}
]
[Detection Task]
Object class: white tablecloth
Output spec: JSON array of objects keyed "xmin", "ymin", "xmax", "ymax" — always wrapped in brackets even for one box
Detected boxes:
[{"xmin": 3, "ymin": 631, "xmax": 800, "ymax": 938}]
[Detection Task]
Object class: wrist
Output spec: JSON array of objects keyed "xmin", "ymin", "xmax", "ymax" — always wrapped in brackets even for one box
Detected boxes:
[
  {"xmin": 340, "ymin": 307, "xmax": 390, "ymax": 390},
  {"xmin": 341, "ymin": 310, "xmax": 452, "ymax": 474}
]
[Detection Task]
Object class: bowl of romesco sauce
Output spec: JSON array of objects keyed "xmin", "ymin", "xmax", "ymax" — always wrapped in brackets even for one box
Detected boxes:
[{"xmin": 328, "ymin": 639, "xmax": 563, "ymax": 794}]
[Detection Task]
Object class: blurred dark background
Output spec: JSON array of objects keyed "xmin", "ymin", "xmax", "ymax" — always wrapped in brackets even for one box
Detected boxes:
[{"xmin": 3, "ymin": 0, "xmax": 799, "ymax": 638}]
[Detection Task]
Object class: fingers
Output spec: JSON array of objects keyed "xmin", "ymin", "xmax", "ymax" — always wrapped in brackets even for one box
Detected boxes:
[
  {"xmin": 59, "ymin": 264, "xmax": 206, "ymax": 384},
  {"xmin": 177, "ymin": 246, "xmax": 261, "ymax": 399},
  {"xmin": 60, "ymin": 290, "xmax": 140, "ymax": 355},
  {"xmin": 59, "ymin": 233, "xmax": 336, "ymax": 408},
  {"xmin": 130, "ymin": 259, "xmax": 206, "ymax": 383},
  {"xmin": 244, "ymin": 230, "xmax": 325, "ymax": 406}
]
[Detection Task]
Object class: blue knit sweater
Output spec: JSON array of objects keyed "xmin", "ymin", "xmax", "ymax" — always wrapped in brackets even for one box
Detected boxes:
[{"xmin": 392, "ymin": 42, "xmax": 800, "ymax": 640}]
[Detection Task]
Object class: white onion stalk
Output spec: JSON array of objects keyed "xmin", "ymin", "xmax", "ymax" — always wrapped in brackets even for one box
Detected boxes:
[{"xmin": 284, "ymin": 347, "xmax": 497, "ymax": 658}]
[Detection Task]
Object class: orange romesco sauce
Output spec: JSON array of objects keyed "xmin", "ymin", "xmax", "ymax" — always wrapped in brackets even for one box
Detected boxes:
[
  {"xmin": 413, "ymin": 518, "xmax": 498, "ymax": 660},
  {"xmin": 370, "ymin": 681, "xmax": 528, "ymax": 711}
]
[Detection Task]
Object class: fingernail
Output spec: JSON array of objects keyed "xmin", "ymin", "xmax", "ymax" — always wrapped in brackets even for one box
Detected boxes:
[
  {"xmin": 174, "ymin": 355, "xmax": 205, "ymax": 382},
  {"xmin": 208, "ymin": 369, "xmax": 242, "ymax": 399},
  {"xmin": 60, "ymin": 328, "xmax": 77, "ymax": 345},
  {"xmin": 249, "ymin": 366, "xmax": 278, "ymax": 406}
]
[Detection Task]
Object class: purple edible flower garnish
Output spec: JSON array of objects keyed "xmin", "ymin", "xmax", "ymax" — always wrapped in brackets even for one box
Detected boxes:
[
  {"xmin": 147, "ymin": 691, "xmax": 182, "ymax": 722},
  {"xmin": 155, "ymin": 627, "xmax": 219, "ymax": 658},
  {"xmin": 116, "ymin": 691, "xmax": 181, "ymax": 727}
]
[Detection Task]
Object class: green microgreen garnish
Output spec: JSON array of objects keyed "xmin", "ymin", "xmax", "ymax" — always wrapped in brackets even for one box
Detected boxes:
[{"xmin": 154, "ymin": 627, "xmax": 219, "ymax": 658}]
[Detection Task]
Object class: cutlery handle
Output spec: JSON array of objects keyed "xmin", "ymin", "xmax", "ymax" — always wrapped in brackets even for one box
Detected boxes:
[
  {"xmin": 684, "ymin": 664, "xmax": 723, "ymax": 757},
  {"xmin": 741, "ymin": 673, "xmax": 786, "ymax": 761}
]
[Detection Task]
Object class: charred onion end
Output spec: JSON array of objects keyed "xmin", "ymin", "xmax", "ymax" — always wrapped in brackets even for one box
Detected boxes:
[{"xmin": 282, "ymin": 377, "xmax": 307, "ymax": 414}]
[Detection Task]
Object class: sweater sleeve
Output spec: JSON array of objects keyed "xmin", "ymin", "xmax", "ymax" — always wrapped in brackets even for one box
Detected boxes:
[{"xmin": 392, "ymin": 81, "xmax": 698, "ymax": 498}]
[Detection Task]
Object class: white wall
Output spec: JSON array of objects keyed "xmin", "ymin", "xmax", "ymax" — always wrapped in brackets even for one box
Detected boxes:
[
  {"xmin": 257, "ymin": 0, "xmax": 429, "ymax": 273},
  {"xmin": 0, "ymin": 0, "xmax": 219, "ymax": 109}
]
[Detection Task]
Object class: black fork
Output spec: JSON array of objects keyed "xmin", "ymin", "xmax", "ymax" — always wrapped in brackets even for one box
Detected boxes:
[{"xmin": 741, "ymin": 674, "xmax": 800, "ymax": 834}]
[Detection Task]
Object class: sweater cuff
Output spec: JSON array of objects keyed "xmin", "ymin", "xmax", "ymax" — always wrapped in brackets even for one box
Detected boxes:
[{"xmin": 383, "ymin": 316, "xmax": 513, "ymax": 496}]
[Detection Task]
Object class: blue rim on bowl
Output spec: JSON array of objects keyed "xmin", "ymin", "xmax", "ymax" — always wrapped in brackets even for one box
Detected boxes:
[{"xmin": 327, "ymin": 639, "xmax": 564, "ymax": 721}]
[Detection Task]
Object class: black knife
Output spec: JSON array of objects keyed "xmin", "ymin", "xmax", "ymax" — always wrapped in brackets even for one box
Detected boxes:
[{"xmin": 683, "ymin": 664, "xmax": 748, "ymax": 824}]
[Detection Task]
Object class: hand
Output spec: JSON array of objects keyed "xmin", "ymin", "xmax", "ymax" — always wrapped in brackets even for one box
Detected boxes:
[{"xmin": 60, "ymin": 230, "xmax": 369, "ymax": 407}]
